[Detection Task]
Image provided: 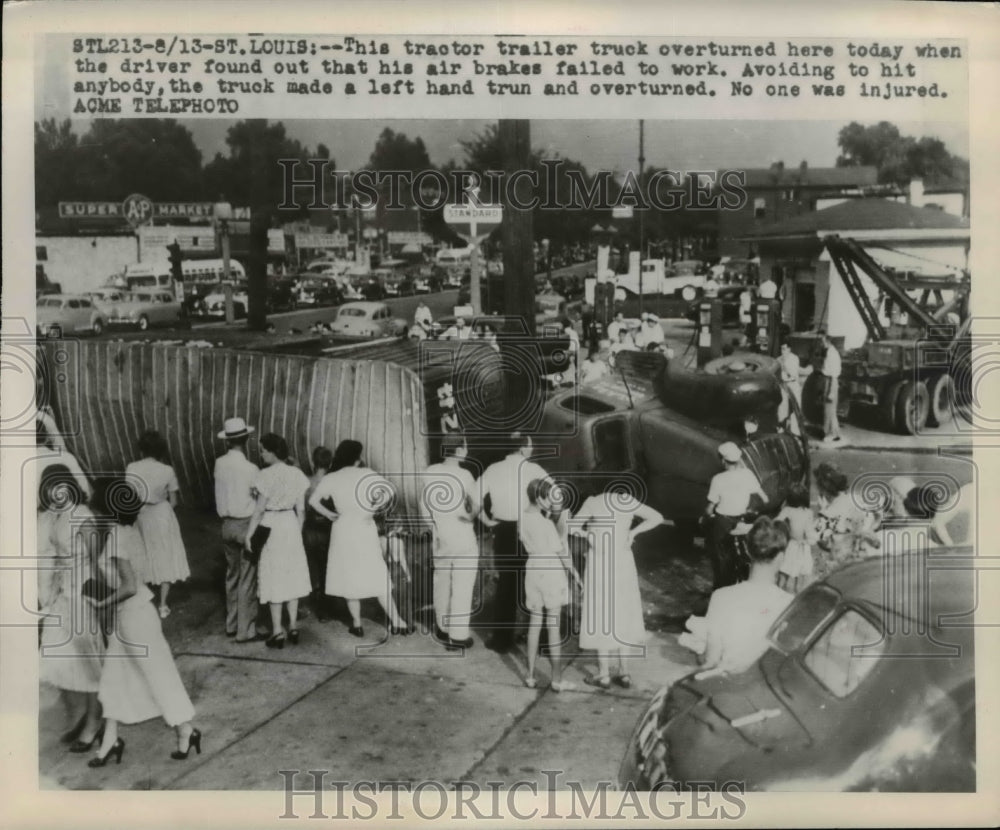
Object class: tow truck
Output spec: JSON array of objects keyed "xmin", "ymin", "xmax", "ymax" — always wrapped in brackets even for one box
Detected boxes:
[{"xmin": 803, "ymin": 235, "xmax": 971, "ymax": 435}]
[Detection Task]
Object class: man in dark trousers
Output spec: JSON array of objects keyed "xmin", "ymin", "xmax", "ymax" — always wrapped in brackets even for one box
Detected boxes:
[
  {"xmin": 480, "ymin": 432, "xmax": 551, "ymax": 652},
  {"xmin": 214, "ymin": 417, "xmax": 264, "ymax": 642}
]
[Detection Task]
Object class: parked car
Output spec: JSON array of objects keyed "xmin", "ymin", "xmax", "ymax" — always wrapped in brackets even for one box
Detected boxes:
[
  {"xmin": 297, "ymin": 277, "xmax": 344, "ymax": 308},
  {"xmin": 619, "ymin": 552, "xmax": 975, "ymax": 792},
  {"xmin": 328, "ymin": 301, "xmax": 408, "ymax": 339},
  {"xmin": 83, "ymin": 288, "xmax": 129, "ymax": 317},
  {"xmin": 36, "ymin": 294, "xmax": 107, "ymax": 337},
  {"xmin": 109, "ymin": 291, "xmax": 185, "ymax": 331},
  {"xmin": 203, "ymin": 283, "xmax": 249, "ymax": 318},
  {"xmin": 267, "ymin": 279, "xmax": 298, "ymax": 313}
]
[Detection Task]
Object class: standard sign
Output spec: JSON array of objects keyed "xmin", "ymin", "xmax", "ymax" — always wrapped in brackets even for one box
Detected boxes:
[
  {"xmin": 443, "ymin": 205, "xmax": 503, "ymax": 224},
  {"xmin": 443, "ymin": 204, "xmax": 503, "ymax": 244}
]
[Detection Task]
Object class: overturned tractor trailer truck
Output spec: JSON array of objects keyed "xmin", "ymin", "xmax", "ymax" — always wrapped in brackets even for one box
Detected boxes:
[{"xmin": 540, "ymin": 351, "xmax": 810, "ymax": 538}]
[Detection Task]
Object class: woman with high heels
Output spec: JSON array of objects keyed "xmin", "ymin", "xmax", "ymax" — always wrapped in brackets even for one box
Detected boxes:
[
  {"xmin": 84, "ymin": 477, "xmax": 201, "ymax": 767},
  {"xmin": 309, "ymin": 440, "xmax": 412, "ymax": 639},
  {"xmin": 244, "ymin": 433, "xmax": 311, "ymax": 648},
  {"xmin": 37, "ymin": 465, "xmax": 105, "ymax": 751},
  {"xmin": 125, "ymin": 430, "xmax": 191, "ymax": 619}
]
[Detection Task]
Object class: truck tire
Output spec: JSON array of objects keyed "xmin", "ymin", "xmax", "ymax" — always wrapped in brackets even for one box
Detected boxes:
[
  {"xmin": 680, "ymin": 284, "xmax": 698, "ymax": 301},
  {"xmin": 137, "ymin": 315, "xmax": 149, "ymax": 331},
  {"xmin": 895, "ymin": 379, "xmax": 929, "ymax": 435},
  {"xmin": 926, "ymin": 373, "xmax": 955, "ymax": 428},
  {"xmin": 703, "ymin": 353, "xmax": 778, "ymax": 376},
  {"xmin": 881, "ymin": 380, "xmax": 906, "ymax": 433}
]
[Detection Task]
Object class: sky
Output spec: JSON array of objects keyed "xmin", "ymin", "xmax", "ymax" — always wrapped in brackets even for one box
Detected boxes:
[{"xmin": 174, "ymin": 117, "xmax": 970, "ymax": 175}]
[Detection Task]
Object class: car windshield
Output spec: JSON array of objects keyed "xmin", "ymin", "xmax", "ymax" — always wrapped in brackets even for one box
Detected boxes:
[
  {"xmin": 769, "ymin": 584, "xmax": 840, "ymax": 653},
  {"xmin": 339, "ymin": 308, "xmax": 368, "ymax": 318},
  {"xmin": 802, "ymin": 609, "xmax": 885, "ymax": 698}
]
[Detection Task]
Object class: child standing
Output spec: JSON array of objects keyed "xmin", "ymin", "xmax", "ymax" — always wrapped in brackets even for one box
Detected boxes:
[
  {"xmin": 518, "ymin": 479, "xmax": 583, "ymax": 692},
  {"xmin": 125, "ymin": 430, "xmax": 190, "ymax": 619},
  {"xmin": 775, "ymin": 483, "xmax": 818, "ymax": 593}
]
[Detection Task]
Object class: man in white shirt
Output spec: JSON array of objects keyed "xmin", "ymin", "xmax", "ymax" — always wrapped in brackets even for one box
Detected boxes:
[
  {"xmin": 413, "ymin": 300, "xmax": 433, "ymax": 338},
  {"xmin": 819, "ymin": 331, "xmax": 844, "ymax": 444},
  {"xmin": 608, "ymin": 327, "xmax": 638, "ymax": 369},
  {"xmin": 479, "ymin": 432, "xmax": 551, "ymax": 652},
  {"xmin": 606, "ymin": 312, "xmax": 627, "ymax": 343},
  {"xmin": 214, "ymin": 416, "xmax": 263, "ymax": 642},
  {"xmin": 702, "ymin": 517, "xmax": 792, "ymax": 673},
  {"xmin": 705, "ymin": 442, "xmax": 767, "ymax": 590},
  {"xmin": 635, "ymin": 314, "xmax": 665, "ymax": 350},
  {"xmin": 442, "ymin": 316, "xmax": 473, "ymax": 340},
  {"xmin": 758, "ymin": 276, "xmax": 778, "ymax": 300},
  {"xmin": 422, "ymin": 435, "xmax": 480, "ymax": 650}
]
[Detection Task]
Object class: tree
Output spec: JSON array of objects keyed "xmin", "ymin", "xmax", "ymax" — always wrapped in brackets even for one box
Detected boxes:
[
  {"xmin": 836, "ymin": 121, "xmax": 967, "ymax": 187},
  {"xmin": 34, "ymin": 118, "xmax": 204, "ymax": 206},
  {"xmin": 35, "ymin": 119, "xmax": 80, "ymax": 208},
  {"xmin": 202, "ymin": 120, "xmax": 326, "ymax": 219},
  {"xmin": 75, "ymin": 119, "xmax": 204, "ymax": 201},
  {"xmin": 459, "ymin": 124, "xmax": 601, "ymax": 255},
  {"xmin": 368, "ymin": 127, "xmax": 431, "ymax": 173}
]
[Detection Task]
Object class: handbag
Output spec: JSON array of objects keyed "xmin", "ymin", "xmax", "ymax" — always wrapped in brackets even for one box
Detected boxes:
[{"xmin": 245, "ymin": 525, "xmax": 271, "ymax": 564}]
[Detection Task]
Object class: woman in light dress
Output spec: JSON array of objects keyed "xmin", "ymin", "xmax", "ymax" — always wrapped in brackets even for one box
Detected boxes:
[
  {"xmin": 309, "ymin": 440, "xmax": 412, "ymax": 638},
  {"xmin": 813, "ymin": 461, "xmax": 880, "ymax": 579},
  {"xmin": 568, "ymin": 482, "xmax": 664, "ymax": 690},
  {"xmin": 125, "ymin": 430, "xmax": 190, "ymax": 619},
  {"xmin": 245, "ymin": 433, "xmax": 312, "ymax": 649},
  {"xmin": 84, "ymin": 477, "xmax": 200, "ymax": 768},
  {"xmin": 37, "ymin": 465, "xmax": 105, "ymax": 752}
]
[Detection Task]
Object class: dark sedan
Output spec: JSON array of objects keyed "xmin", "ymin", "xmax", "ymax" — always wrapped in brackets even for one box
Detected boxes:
[{"xmin": 620, "ymin": 552, "xmax": 975, "ymax": 792}]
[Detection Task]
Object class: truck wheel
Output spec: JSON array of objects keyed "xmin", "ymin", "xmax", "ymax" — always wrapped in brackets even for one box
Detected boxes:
[
  {"xmin": 91, "ymin": 319, "xmax": 104, "ymax": 336},
  {"xmin": 137, "ymin": 315, "xmax": 149, "ymax": 331},
  {"xmin": 895, "ymin": 379, "xmax": 929, "ymax": 435},
  {"xmin": 881, "ymin": 380, "xmax": 906, "ymax": 432},
  {"xmin": 926, "ymin": 373, "xmax": 955, "ymax": 428},
  {"xmin": 680, "ymin": 285, "xmax": 698, "ymax": 301},
  {"xmin": 703, "ymin": 353, "xmax": 778, "ymax": 375}
]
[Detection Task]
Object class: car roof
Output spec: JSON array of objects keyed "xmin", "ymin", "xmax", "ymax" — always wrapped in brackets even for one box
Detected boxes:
[
  {"xmin": 340, "ymin": 301, "xmax": 384, "ymax": 312},
  {"xmin": 823, "ymin": 550, "xmax": 975, "ymax": 622}
]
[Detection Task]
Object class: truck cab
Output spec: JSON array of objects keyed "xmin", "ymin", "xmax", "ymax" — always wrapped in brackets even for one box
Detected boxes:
[{"xmin": 540, "ymin": 351, "xmax": 809, "ymax": 527}]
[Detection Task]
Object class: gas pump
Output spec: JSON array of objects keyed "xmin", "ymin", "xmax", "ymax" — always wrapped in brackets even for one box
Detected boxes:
[
  {"xmin": 753, "ymin": 298, "xmax": 783, "ymax": 356},
  {"xmin": 697, "ymin": 298, "xmax": 723, "ymax": 367}
]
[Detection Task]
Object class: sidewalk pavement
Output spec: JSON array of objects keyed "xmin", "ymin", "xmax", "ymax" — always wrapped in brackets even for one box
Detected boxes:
[{"xmin": 40, "ymin": 506, "xmax": 699, "ymax": 791}]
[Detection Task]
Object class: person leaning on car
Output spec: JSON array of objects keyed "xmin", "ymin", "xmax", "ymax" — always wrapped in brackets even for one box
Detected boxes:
[{"xmin": 704, "ymin": 442, "xmax": 767, "ymax": 591}]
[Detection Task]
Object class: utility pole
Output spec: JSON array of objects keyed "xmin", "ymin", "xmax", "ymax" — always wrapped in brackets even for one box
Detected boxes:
[
  {"xmin": 500, "ymin": 120, "xmax": 535, "ymax": 336},
  {"xmin": 498, "ymin": 119, "xmax": 539, "ymax": 432},
  {"xmin": 247, "ymin": 120, "xmax": 269, "ymax": 331},
  {"xmin": 638, "ymin": 119, "xmax": 645, "ymax": 317}
]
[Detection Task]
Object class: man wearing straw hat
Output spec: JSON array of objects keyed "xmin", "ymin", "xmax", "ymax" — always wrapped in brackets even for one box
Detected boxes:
[{"xmin": 214, "ymin": 417, "xmax": 264, "ymax": 642}]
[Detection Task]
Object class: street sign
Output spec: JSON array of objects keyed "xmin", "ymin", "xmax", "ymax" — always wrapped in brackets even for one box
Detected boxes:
[
  {"xmin": 443, "ymin": 204, "xmax": 503, "ymax": 244},
  {"xmin": 294, "ymin": 232, "xmax": 348, "ymax": 250}
]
